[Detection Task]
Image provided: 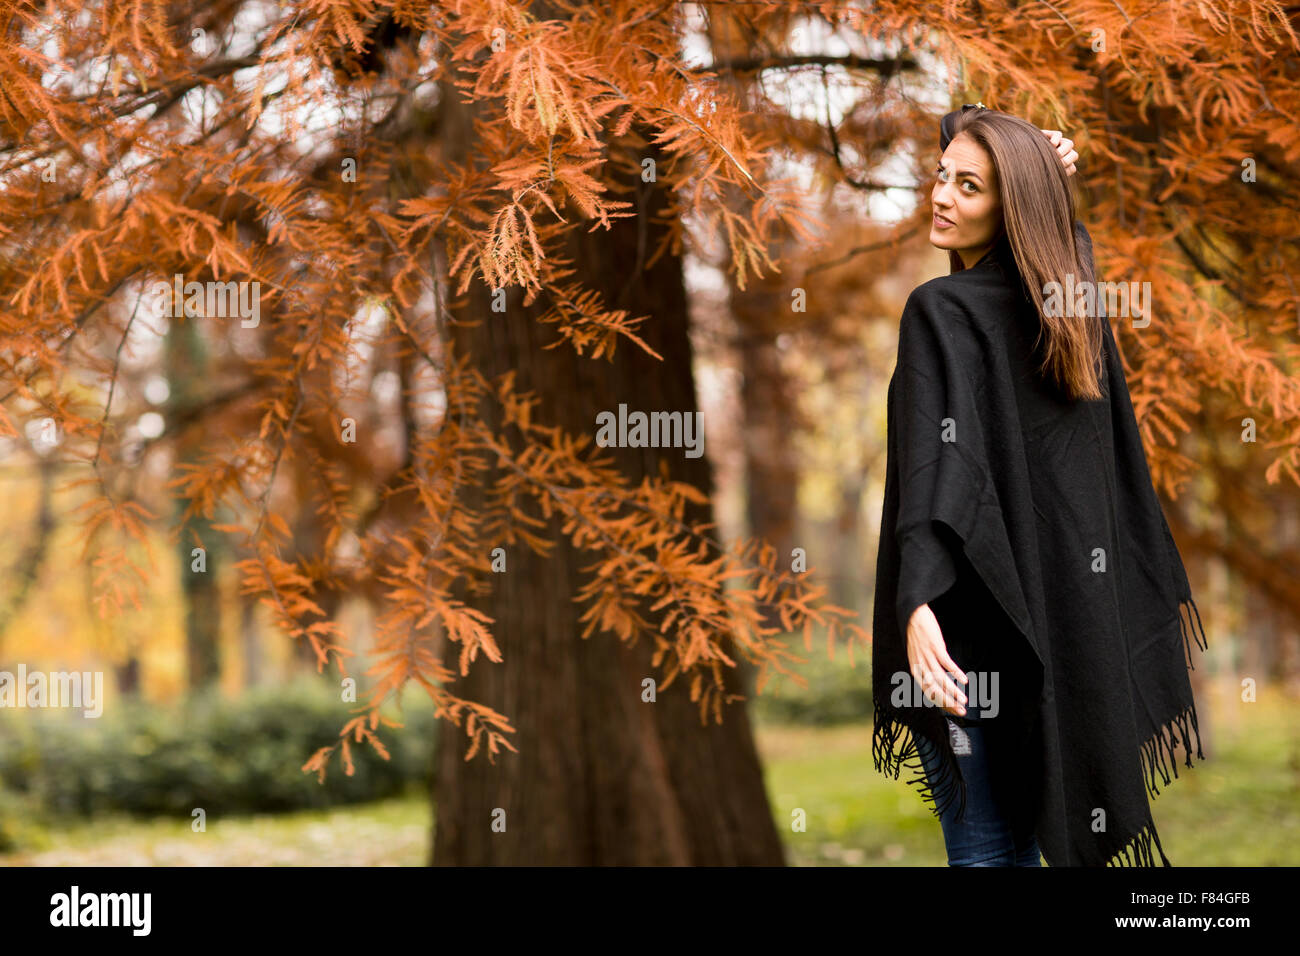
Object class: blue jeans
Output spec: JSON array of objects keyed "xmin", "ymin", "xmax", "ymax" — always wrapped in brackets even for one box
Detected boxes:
[{"xmin": 917, "ymin": 713, "xmax": 1042, "ymax": 867}]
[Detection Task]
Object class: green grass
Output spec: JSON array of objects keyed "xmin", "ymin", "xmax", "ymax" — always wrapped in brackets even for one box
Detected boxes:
[
  {"xmin": 758, "ymin": 723, "xmax": 948, "ymax": 866},
  {"xmin": 1, "ymin": 795, "xmax": 430, "ymax": 866},
  {"xmin": 4, "ymin": 680, "xmax": 1296, "ymax": 865}
]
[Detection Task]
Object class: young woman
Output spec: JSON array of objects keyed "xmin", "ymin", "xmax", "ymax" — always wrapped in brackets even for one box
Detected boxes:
[{"xmin": 871, "ymin": 106, "xmax": 1207, "ymax": 867}]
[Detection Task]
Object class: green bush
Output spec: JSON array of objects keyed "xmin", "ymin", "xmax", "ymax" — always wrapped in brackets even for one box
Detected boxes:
[
  {"xmin": 748, "ymin": 645, "xmax": 874, "ymax": 726},
  {"xmin": 0, "ymin": 787, "xmax": 52, "ymax": 853},
  {"xmin": 0, "ymin": 678, "xmax": 438, "ymax": 821}
]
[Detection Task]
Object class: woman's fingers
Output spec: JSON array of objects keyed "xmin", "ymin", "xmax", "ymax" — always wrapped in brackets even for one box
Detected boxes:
[
  {"xmin": 919, "ymin": 654, "xmax": 967, "ymax": 715},
  {"xmin": 924, "ymin": 670, "xmax": 966, "ymax": 715},
  {"xmin": 1060, "ymin": 144, "xmax": 1079, "ymax": 175},
  {"xmin": 937, "ymin": 646, "xmax": 968, "ymax": 689},
  {"xmin": 905, "ymin": 602, "xmax": 967, "ymax": 715},
  {"xmin": 1041, "ymin": 128, "xmax": 1080, "ymax": 176},
  {"xmin": 939, "ymin": 646, "xmax": 970, "ymax": 716}
]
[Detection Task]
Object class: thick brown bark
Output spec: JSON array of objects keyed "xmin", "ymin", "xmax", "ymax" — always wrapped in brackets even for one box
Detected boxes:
[{"xmin": 430, "ymin": 79, "xmax": 784, "ymax": 866}]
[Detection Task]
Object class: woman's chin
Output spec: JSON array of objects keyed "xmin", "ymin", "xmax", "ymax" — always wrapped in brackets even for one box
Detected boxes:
[{"xmin": 929, "ymin": 228, "xmax": 956, "ymax": 249}]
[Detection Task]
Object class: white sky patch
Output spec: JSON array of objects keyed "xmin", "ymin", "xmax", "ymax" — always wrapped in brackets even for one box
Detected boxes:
[
  {"xmin": 680, "ymin": 4, "xmax": 713, "ymax": 68},
  {"xmin": 121, "ymin": 287, "xmax": 168, "ymax": 370},
  {"xmin": 370, "ymin": 368, "xmax": 401, "ymax": 405},
  {"xmin": 143, "ymin": 375, "xmax": 171, "ymax": 405},
  {"xmin": 136, "ymin": 411, "xmax": 165, "ymax": 439}
]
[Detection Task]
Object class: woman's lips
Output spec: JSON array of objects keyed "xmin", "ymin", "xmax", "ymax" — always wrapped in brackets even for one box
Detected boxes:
[{"xmin": 933, "ymin": 213, "xmax": 954, "ymax": 228}]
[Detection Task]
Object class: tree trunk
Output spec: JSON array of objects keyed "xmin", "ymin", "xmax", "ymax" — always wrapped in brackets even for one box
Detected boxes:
[
  {"xmin": 737, "ymin": 332, "xmax": 798, "ymax": 591},
  {"xmin": 832, "ymin": 474, "xmax": 865, "ymax": 612},
  {"xmin": 241, "ymin": 597, "xmax": 262, "ymax": 688},
  {"xmin": 166, "ymin": 319, "xmax": 223, "ymax": 690},
  {"xmin": 430, "ymin": 73, "xmax": 784, "ymax": 866}
]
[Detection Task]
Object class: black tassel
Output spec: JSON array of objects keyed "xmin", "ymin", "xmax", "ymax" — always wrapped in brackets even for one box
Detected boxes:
[
  {"xmin": 1177, "ymin": 596, "xmax": 1210, "ymax": 669},
  {"xmin": 1142, "ymin": 597, "xmax": 1209, "ymax": 806},
  {"xmin": 1139, "ymin": 700, "xmax": 1205, "ymax": 800},
  {"xmin": 872, "ymin": 700, "xmax": 968, "ymax": 823},
  {"xmin": 1106, "ymin": 820, "xmax": 1171, "ymax": 867}
]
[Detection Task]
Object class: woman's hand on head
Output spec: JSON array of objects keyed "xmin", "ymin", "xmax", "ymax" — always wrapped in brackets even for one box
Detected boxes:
[
  {"xmin": 906, "ymin": 603, "xmax": 968, "ymax": 717},
  {"xmin": 1040, "ymin": 128, "xmax": 1079, "ymax": 176}
]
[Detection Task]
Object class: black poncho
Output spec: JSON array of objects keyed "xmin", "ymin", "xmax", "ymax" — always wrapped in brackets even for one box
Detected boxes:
[{"xmin": 870, "ymin": 222, "xmax": 1209, "ymax": 867}]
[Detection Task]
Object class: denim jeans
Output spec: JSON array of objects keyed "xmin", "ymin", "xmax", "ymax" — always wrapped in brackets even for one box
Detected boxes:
[{"xmin": 917, "ymin": 710, "xmax": 1042, "ymax": 867}]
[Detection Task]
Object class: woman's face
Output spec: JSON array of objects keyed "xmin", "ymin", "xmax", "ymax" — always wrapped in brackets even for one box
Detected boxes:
[{"xmin": 930, "ymin": 133, "xmax": 1003, "ymax": 268}]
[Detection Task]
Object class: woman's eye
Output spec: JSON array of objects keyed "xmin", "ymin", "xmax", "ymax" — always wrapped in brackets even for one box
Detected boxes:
[
  {"xmin": 941, "ymin": 166, "xmax": 977, "ymax": 192},
  {"xmin": 937, "ymin": 166, "xmax": 977, "ymax": 192}
]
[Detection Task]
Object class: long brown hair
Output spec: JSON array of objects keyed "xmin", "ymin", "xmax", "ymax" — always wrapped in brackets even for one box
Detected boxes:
[{"xmin": 947, "ymin": 107, "xmax": 1103, "ymax": 401}]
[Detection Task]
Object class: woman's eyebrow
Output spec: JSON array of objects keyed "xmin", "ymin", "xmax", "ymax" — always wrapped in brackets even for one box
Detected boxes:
[{"xmin": 937, "ymin": 160, "xmax": 985, "ymax": 183}]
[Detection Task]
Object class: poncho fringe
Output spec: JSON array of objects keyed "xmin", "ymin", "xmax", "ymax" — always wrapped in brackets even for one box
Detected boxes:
[
  {"xmin": 1109, "ymin": 820, "xmax": 1166, "ymax": 867},
  {"xmin": 1137, "ymin": 598, "xmax": 1209, "ymax": 799},
  {"xmin": 871, "ymin": 698, "xmax": 968, "ymax": 823},
  {"xmin": 1178, "ymin": 594, "xmax": 1209, "ymax": 669}
]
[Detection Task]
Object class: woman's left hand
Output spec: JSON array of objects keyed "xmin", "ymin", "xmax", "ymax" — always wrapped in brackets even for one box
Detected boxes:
[{"xmin": 1040, "ymin": 129, "xmax": 1079, "ymax": 176}]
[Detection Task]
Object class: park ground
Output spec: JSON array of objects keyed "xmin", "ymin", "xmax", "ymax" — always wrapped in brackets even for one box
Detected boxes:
[{"xmin": 2, "ymin": 680, "xmax": 1294, "ymax": 866}]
